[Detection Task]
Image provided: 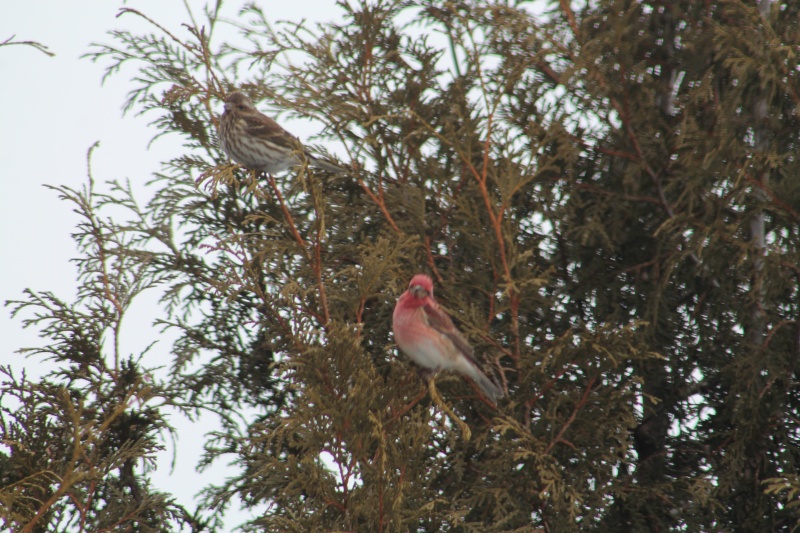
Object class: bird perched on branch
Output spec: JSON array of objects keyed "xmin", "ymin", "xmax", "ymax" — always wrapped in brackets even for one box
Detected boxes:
[
  {"xmin": 219, "ymin": 91, "xmax": 344, "ymax": 175},
  {"xmin": 392, "ymin": 274, "xmax": 504, "ymax": 405}
]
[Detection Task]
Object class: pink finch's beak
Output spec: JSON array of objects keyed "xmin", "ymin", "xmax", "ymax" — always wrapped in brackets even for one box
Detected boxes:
[{"xmin": 409, "ymin": 284, "xmax": 427, "ymax": 298}]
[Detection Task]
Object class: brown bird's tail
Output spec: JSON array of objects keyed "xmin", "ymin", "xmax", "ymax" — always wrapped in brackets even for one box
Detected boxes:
[{"xmin": 307, "ymin": 154, "xmax": 346, "ymax": 174}]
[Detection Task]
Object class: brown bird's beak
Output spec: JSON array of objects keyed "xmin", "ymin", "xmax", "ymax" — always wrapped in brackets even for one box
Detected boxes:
[{"xmin": 409, "ymin": 285, "xmax": 428, "ymax": 298}]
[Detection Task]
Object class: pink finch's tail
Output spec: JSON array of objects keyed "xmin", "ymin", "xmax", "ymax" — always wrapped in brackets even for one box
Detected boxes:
[{"xmin": 465, "ymin": 363, "xmax": 503, "ymax": 404}]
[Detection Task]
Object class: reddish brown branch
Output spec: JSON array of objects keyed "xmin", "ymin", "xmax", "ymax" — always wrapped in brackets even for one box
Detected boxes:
[
  {"xmin": 545, "ymin": 376, "xmax": 597, "ymax": 454},
  {"xmin": 424, "ymin": 236, "xmax": 444, "ymax": 283},
  {"xmin": 462, "ymin": 116, "xmax": 521, "ymax": 361},
  {"xmin": 559, "ymin": 0, "xmax": 580, "ymax": 38},
  {"xmin": 357, "ymin": 178, "xmax": 402, "ymax": 234},
  {"xmin": 313, "ymin": 236, "xmax": 330, "ymax": 325},
  {"xmin": 308, "ymin": 178, "xmax": 331, "ymax": 325},
  {"xmin": 325, "ymin": 498, "xmax": 347, "ymax": 514},
  {"xmin": 264, "ymin": 173, "xmax": 307, "ymax": 248},
  {"xmin": 744, "ymin": 172, "xmax": 800, "ymax": 221},
  {"xmin": 386, "ymin": 388, "xmax": 428, "ymax": 429},
  {"xmin": 525, "ymin": 362, "xmax": 574, "ymax": 410}
]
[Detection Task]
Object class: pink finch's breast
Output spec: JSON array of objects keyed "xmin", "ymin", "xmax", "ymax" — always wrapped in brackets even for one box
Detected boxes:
[{"xmin": 393, "ymin": 305, "xmax": 457, "ymax": 370}]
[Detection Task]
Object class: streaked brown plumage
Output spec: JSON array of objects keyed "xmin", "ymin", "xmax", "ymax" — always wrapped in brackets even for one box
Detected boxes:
[{"xmin": 219, "ymin": 91, "xmax": 343, "ymax": 174}]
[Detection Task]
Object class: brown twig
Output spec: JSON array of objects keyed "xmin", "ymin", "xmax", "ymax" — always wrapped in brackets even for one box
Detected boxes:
[
  {"xmin": 463, "ymin": 134, "xmax": 520, "ymax": 361},
  {"xmin": 424, "ymin": 236, "xmax": 444, "ymax": 283},
  {"xmin": 559, "ymin": 0, "xmax": 580, "ymax": 38},
  {"xmin": 386, "ymin": 388, "xmax": 428, "ymax": 428},
  {"xmin": 264, "ymin": 173, "xmax": 307, "ymax": 248},
  {"xmin": 544, "ymin": 376, "xmax": 597, "ymax": 454},
  {"xmin": 357, "ymin": 178, "xmax": 402, "ymax": 234}
]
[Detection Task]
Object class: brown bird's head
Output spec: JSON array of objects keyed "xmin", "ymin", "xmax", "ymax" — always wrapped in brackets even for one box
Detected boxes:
[
  {"xmin": 408, "ymin": 274, "xmax": 434, "ymax": 299},
  {"xmin": 223, "ymin": 91, "xmax": 256, "ymax": 116}
]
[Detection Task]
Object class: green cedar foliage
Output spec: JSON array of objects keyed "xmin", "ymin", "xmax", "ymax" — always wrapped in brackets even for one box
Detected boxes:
[{"xmin": 3, "ymin": 1, "xmax": 800, "ymax": 531}]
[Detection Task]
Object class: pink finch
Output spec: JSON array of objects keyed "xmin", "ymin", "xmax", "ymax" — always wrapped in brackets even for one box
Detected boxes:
[
  {"xmin": 219, "ymin": 91, "xmax": 344, "ymax": 174},
  {"xmin": 392, "ymin": 274, "xmax": 504, "ymax": 404}
]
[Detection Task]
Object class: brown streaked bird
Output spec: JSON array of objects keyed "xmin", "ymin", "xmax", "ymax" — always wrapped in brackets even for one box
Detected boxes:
[
  {"xmin": 219, "ymin": 91, "xmax": 344, "ymax": 174},
  {"xmin": 392, "ymin": 274, "xmax": 504, "ymax": 405}
]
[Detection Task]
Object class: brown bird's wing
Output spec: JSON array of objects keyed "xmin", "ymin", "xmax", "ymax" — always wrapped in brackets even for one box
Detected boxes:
[
  {"xmin": 422, "ymin": 301, "xmax": 478, "ymax": 362},
  {"xmin": 240, "ymin": 112, "xmax": 300, "ymax": 150}
]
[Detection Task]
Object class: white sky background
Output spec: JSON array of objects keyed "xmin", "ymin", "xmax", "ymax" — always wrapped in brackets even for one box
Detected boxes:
[{"xmin": 1, "ymin": 1, "xmax": 346, "ymax": 530}]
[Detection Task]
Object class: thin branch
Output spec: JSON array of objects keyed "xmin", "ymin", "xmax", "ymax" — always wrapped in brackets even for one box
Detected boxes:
[
  {"xmin": 545, "ymin": 376, "xmax": 597, "ymax": 454},
  {"xmin": 357, "ymin": 178, "xmax": 402, "ymax": 234},
  {"xmin": 263, "ymin": 173, "xmax": 307, "ymax": 248},
  {"xmin": 0, "ymin": 35, "xmax": 54, "ymax": 56}
]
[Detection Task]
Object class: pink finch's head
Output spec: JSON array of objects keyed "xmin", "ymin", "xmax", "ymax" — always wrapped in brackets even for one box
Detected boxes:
[{"xmin": 407, "ymin": 274, "xmax": 434, "ymax": 300}]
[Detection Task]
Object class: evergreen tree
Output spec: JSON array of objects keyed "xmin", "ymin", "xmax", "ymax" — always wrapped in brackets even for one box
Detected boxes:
[{"xmin": 3, "ymin": 1, "xmax": 800, "ymax": 531}]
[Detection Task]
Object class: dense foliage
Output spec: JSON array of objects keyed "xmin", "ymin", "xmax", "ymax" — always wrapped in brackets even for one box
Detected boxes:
[{"xmin": 3, "ymin": 1, "xmax": 800, "ymax": 531}]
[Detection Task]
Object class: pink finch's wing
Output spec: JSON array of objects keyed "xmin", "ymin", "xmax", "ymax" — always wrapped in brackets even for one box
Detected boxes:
[
  {"xmin": 422, "ymin": 301, "xmax": 504, "ymax": 403},
  {"xmin": 421, "ymin": 301, "xmax": 480, "ymax": 365}
]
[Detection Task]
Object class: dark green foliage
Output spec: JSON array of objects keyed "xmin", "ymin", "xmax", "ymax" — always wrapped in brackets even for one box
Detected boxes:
[{"xmin": 3, "ymin": 1, "xmax": 800, "ymax": 531}]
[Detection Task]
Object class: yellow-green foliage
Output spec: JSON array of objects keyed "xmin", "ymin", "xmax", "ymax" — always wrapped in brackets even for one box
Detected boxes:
[{"xmin": 4, "ymin": 1, "xmax": 800, "ymax": 531}]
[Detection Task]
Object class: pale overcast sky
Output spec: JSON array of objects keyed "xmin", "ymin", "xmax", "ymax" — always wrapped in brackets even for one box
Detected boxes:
[{"xmin": 1, "ymin": 1, "xmax": 347, "ymax": 530}]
